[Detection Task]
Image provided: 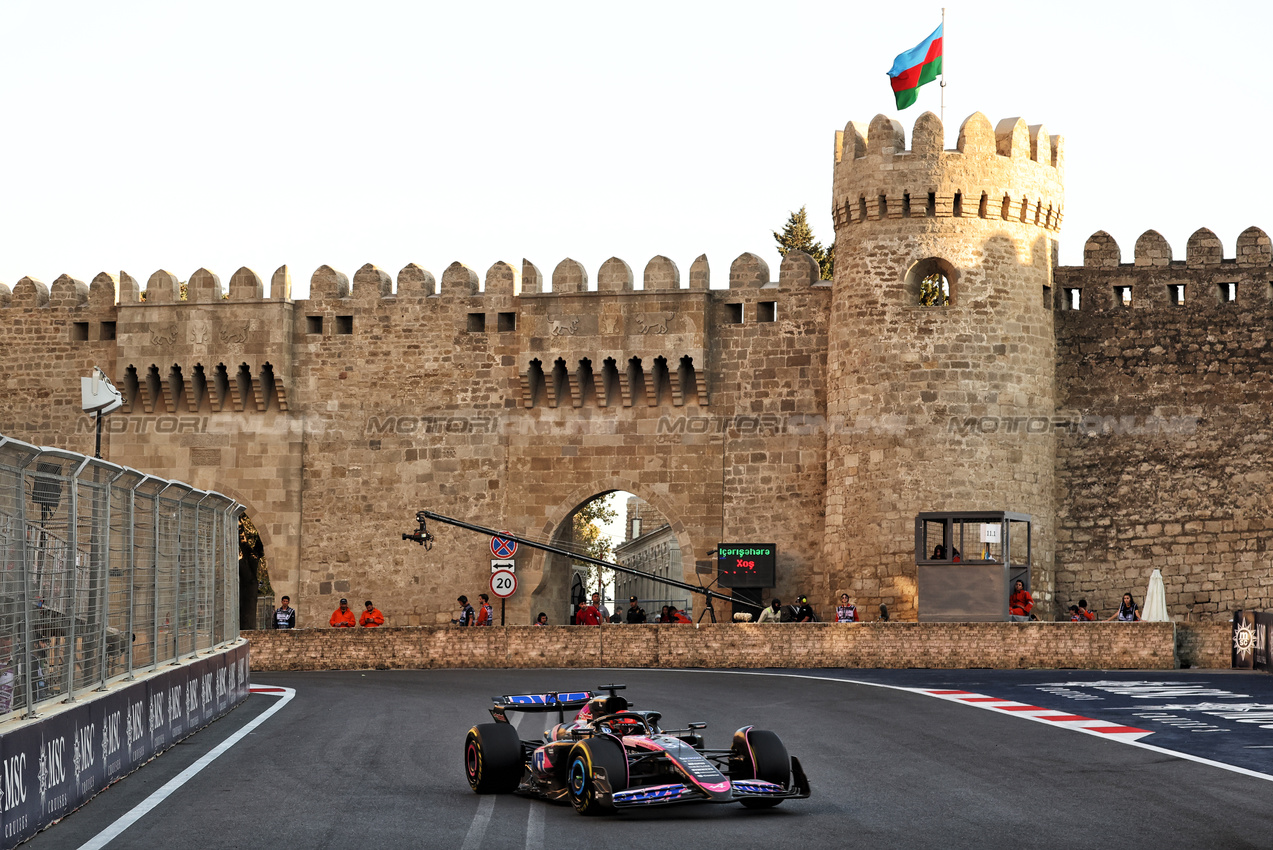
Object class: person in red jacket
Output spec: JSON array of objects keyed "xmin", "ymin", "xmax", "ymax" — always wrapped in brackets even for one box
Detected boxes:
[
  {"xmin": 576, "ymin": 601, "xmax": 603, "ymax": 626},
  {"xmin": 360, "ymin": 600, "xmax": 384, "ymax": 628},
  {"xmin": 1009, "ymin": 580, "xmax": 1034, "ymax": 621},
  {"xmin": 329, "ymin": 598, "xmax": 356, "ymax": 628},
  {"xmin": 475, "ymin": 593, "xmax": 493, "ymax": 626}
]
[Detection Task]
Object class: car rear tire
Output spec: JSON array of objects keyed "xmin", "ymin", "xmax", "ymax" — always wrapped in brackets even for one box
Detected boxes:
[
  {"xmin": 730, "ymin": 727, "xmax": 790, "ymax": 809},
  {"xmin": 465, "ymin": 723, "xmax": 523, "ymax": 793},
  {"xmin": 566, "ymin": 737, "xmax": 627, "ymax": 815}
]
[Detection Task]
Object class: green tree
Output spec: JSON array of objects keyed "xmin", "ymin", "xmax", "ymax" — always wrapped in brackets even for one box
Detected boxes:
[
  {"xmin": 919, "ymin": 272, "xmax": 949, "ymax": 306},
  {"xmin": 773, "ymin": 206, "xmax": 834, "ymax": 280},
  {"xmin": 571, "ymin": 498, "xmax": 617, "ymax": 593}
]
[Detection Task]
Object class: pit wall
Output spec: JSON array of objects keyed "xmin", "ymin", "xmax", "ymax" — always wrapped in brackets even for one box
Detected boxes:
[
  {"xmin": 1052, "ymin": 226, "xmax": 1273, "ymax": 622},
  {"xmin": 0, "ymin": 641, "xmax": 250, "ymax": 850},
  {"xmin": 245, "ymin": 622, "xmax": 1226, "ymax": 672}
]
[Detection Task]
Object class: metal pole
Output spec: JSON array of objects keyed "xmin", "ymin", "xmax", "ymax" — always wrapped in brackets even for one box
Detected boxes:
[
  {"xmin": 174, "ymin": 496, "xmax": 183, "ymax": 661},
  {"xmin": 193, "ymin": 494, "xmax": 211, "ymax": 656},
  {"xmin": 125, "ymin": 478, "xmax": 138, "ymax": 680},
  {"xmin": 500, "ymin": 598, "xmax": 506, "ymax": 627},
  {"xmin": 413, "ymin": 510, "xmax": 735, "ymax": 606},
  {"xmin": 64, "ymin": 458, "xmax": 90, "ymax": 703},
  {"xmin": 17, "ymin": 452, "xmax": 36, "ymax": 718},
  {"xmin": 95, "ymin": 468, "xmax": 125, "ymax": 690},
  {"xmin": 939, "ymin": 7, "xmax": 946, "ymax": 126},
  {"xmin": 152, "ymin": 487, "xmax": 162, "ymax": 670}
]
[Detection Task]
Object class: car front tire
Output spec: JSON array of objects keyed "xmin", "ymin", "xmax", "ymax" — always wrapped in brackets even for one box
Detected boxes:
[
  {"xmin": 730, "ymin": 727, "xmax": 790, "ymax": 809},
  {"xmin": 566, "ymin": 737, "xmax": 627, "ymax": 815}
]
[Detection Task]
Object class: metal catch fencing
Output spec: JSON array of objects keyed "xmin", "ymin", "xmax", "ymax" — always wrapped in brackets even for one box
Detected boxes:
[{"xmin": 0, "ymin": 433, "xmax": 242, "ymax": 721}]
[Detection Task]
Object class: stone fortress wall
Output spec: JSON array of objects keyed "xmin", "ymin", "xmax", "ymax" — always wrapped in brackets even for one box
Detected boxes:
[
  {"xmin": 1, "ymin": 108, "xmax": 1270, "ymax": 626},
  {"xmin": 0, "ymin": 252, "xmax": 831, "ymax": 627}
]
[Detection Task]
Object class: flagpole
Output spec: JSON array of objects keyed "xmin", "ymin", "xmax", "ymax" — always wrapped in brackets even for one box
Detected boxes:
[{"xmin": 940, "ymin": 7, "xmax": 946, "ymax": 126}]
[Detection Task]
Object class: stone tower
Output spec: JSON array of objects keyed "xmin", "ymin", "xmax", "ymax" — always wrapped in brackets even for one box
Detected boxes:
[{"xmin": 823, "ymin": 111, "xmax": 1064, "ymax": 619}]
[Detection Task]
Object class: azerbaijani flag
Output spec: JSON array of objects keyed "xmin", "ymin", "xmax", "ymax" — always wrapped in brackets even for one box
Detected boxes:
[{"xmin": 887, "ymin": 23, "xmax": 943, "ymax": 110}]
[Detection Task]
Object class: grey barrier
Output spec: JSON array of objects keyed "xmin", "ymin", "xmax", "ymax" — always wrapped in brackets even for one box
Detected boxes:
[{"xmin": 0, "ymin": 432, "xmax": 243, "ymax": 722}]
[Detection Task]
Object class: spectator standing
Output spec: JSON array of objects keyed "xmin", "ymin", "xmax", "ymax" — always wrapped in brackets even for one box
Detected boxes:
[
  {"xmin": 476, "ymin": 593, "xmax": 494, "ymax": 626},
  {"xmin": 273, "ymin": 596, "xmax": 297, "ymax": 629},
  {"xmin": 1009, "ymin": 580, "xmax": 1034, "ymax": 622},
  {"xmin": 452, "ymin": 595, "xmax": 475, "ymax": 626},
  {"xmin": 667, "ymin": 605, "xmax": 691, "ymax": 624},
  {"xmin": 534, "ymin": 612, "xmax": 549, "ymax": 626},
  {"xmin": 329, "ymin": 598, "xmax": 356, "ymax": 628},
  {"xmin": 1075, "ymin": 599, "xmax": 1096, "ymax": 621},
  {"xmin": 791, "ymin": 595, "xmax": 816, "ymax": 622},
  {"xmin": 591, "ymin": 592, "xmax": 610, "ymax": 623},
  {"xmin": 835, "ymin": 593, "xmax": 858, "ymax": 623},
  {"xmin": 625, "ymin": 596, "xmax": 647, "ymax": 624},
  {"xmin": 1107, "ymin": 592, "xmax": 1141, "ymax": 622},
  {"xmin": 360, "ymin": 600, "xmax": 385, "ymax": 628},
  {"xmin": 757, "ymin": 599, "xmax": 782, "ymax": 623},
  {"xmin": 577, "ymin": 600, "xmax": 603, "ymax": 626}
]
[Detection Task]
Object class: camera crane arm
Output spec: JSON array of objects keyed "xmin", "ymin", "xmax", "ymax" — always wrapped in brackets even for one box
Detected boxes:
[{"xmin": 401, "ymin": 509, "xmax": 734, "ymax": 613}]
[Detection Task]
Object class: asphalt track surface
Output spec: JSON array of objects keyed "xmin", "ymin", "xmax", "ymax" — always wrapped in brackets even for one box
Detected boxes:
[{"xmin": 23, "ymin": 669, "xmax": 1273, "ymax": 850}]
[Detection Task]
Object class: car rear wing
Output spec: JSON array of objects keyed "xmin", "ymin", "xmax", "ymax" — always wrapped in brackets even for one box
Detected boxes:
[{"xmin": 489, "ymin": 691, "xmax": 594, "ymax": 723}]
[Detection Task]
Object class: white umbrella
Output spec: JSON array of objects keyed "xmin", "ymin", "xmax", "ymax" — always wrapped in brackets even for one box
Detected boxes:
[{"xmin": 1142, "ymin": 569, "xmax": 1170, "ymax": 621}]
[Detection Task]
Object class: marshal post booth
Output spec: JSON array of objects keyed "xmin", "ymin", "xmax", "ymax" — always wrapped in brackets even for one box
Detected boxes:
[{"xmin": 915, "ymin": 512, "xmax": 1032, "ymax": 622}]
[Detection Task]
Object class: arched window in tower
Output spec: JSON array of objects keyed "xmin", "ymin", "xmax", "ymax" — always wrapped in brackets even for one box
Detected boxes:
[
  {"xmin": 919, "ymin": 273, "xmax": 949, "ymax": 306},
  {"xmin": 906, "ymin": 258, "xmax": 957, "ymax": 308}
]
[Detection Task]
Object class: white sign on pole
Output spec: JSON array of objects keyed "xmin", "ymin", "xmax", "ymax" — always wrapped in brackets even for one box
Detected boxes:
[
  {"xmin": 980, "ymin": 523, "xmax": 1001, "ymax": 543},
  {"xmin": 490, "ymin": 568, "xmax": 517, "ymax": 599},
  {"xmin": 491, "ymin": 559, "xmax": 516, "ymax": 573}
]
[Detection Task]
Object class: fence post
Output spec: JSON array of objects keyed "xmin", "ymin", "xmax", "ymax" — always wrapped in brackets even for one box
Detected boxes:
[
  {"xmin": 152, "ymin": 484, "xmax": 162, "ymax": 670},
  {"xmin": 16, "ymin": 449, "xmax": 37, "ymax": 718},
  {"xmin": 125, "ymin": 476, "xmax": 138, "ymax": 680},
  {"xmin": 63, "ymin": 456, "xmax": 91, "ymax": 703}
]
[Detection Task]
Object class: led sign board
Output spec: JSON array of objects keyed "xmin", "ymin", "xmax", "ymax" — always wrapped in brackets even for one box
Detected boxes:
[{"xmin": 717, "ymin": 544, "xmax": 776, "ymax": 588}]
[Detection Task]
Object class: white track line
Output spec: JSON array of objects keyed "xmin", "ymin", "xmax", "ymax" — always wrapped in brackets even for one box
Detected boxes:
[
  {"xmin": 76, "ymin": 685, "xmax": 296, "ymax": 850},
  {"xmin": 677, "ymin": 669, "xmax": 1273, "ymax": 784}
]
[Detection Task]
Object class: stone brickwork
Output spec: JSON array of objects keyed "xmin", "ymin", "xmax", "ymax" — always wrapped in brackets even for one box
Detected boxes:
[
  {"xmin": 244, "ymin": 622, "xmax": 1195, "ymax": 671},
  {"xmin": 1175, "ymin": 622, "xmax": 1231, "ymax": 669},
  {"xmin": 1053, "ymin": 228, "xmax": 1273, "ymax": 621},
  {"xmin": 2, "ymin": 108, "xmax": 1271, "ymax": 637},
  {"xmin": 825, "ymin": 113, "xmax": 1062, "ymax": 619}
]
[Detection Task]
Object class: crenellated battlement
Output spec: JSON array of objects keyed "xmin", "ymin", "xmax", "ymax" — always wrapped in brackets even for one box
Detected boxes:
[
  {"xmin": 832, "ymin": 111, "xmax": 1064, "ymax": 233},
  {"xmin": 0, "ymin": 251, "xmax": 828, "ymax": 313},
  {"xmin": 1057, "ymin": 226, "xmax": 1273, "ymax": 313},
  {"xmin": 1079, "ymin": 226, "xmax": 1272, "ymax": 269}
]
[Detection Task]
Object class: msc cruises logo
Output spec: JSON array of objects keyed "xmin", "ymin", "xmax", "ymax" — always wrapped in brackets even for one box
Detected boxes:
[{"xmin": 1233, "ymin": 620, "xmax": 1256, "ymax": 661}]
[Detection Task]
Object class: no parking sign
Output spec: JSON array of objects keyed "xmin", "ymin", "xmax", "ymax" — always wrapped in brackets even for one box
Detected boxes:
[{"xmin": 491, "ymin": 536, "xmax": 517, "ymax": 559}]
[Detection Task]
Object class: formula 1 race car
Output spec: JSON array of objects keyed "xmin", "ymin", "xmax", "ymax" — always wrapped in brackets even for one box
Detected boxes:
[{"xmin": 463, "ymin": 684, "xmax": 810, "ymax": 814}]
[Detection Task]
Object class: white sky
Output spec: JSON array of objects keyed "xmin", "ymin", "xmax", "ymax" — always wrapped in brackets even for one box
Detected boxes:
[{"xmin": 2, "ymin": 2, "xmax": 1269, "ymax": 297}]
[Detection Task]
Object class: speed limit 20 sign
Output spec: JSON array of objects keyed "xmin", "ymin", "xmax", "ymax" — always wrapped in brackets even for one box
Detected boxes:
[{"xmin": 489, "ymin": 568, "xmax": 517, "ymax": 599}]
